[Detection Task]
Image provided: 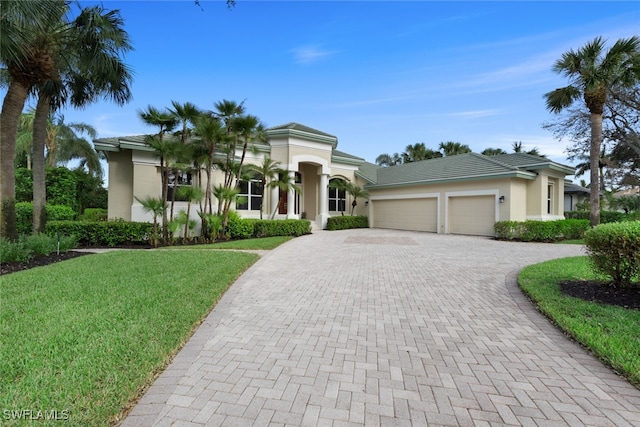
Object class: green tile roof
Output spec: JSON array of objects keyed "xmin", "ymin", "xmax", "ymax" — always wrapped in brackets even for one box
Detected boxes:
[
  {"xmin": 361, "ymin": 153, "xmax": 572, "ymax": 189},
  {"xmin": 267, "ymin": 122, "xmax": 336, "ymax": 139}
]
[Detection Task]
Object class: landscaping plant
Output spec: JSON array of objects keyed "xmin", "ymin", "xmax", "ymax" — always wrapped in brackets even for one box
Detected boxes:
[{"xmin": 584, "ymin": 221, "xmax": 640, "ymax": 287}]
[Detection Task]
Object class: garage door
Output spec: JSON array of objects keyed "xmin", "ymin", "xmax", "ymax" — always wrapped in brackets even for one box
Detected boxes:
[
  {"xmin": 448, "ymin": 195, "xmax": 495, "ymax": 236},
  {"xmin": 372, "ymin": 198, "xmax": 437, "ymax": 232}
]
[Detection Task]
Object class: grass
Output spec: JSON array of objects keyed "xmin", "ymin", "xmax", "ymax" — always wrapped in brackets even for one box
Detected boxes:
[
  {"xmin": 519, "ymin": 256, "xmax": 640, "ymax": 387},
  {"xmin": 0, "ymin": 249, "xmax": 260, "ymax": 426},
  {"xmin": 161, "ymin": 236, "xmax": 295, "ymax": 250},
  {"xmin": 556, "ymin": 238, "xmax": 584, "ymax": 245}
]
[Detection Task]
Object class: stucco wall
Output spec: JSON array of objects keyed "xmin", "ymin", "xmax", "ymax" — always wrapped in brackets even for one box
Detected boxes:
[{"xmin": 107, "ymin": 150, "xmax": 133, "ymax": 220}]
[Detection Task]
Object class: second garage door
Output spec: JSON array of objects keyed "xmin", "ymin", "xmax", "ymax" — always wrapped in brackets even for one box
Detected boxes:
[
  {"xmin": 372, "ymin": 198, "xmax": 437, "ymax": 232},
  {"xmin": 448, "ymin": 195, "xmax": 496, "ymax": 236}
]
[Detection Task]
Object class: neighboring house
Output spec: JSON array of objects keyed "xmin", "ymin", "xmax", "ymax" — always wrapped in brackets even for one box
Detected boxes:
[
  {"xmin": 95, "ymin": 122, "xmax": 575, "ymax": 236},
  {"xmin": 564, "ymin": 182, "xmax": 591, "ymax": 211}
]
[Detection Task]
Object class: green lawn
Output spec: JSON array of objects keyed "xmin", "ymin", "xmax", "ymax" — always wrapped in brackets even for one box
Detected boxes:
[
  {"xmin": 519, "ymin": 256, "xmax": 640, "ymax": 387},
  {"xmin": 0, "ymin": 249, "xmax": 260, "ymax": 426},
  {"xmin": 160, "ymin": 235, "xmax": 295, "ymax": 251}
]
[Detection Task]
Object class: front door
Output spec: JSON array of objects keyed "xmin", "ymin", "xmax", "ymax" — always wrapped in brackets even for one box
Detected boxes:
[{"xmin": 278, "ymin": 190, "xmax": 288, "ymax": 214}]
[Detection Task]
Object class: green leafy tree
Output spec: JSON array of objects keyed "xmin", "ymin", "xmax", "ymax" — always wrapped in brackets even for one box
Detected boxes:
[
  {"xmin": 544, "ymin": 36, "xmax": 640, "ymax": 226},
  {"xmin": 481, "ymin": 147, "xmax": 507, "ymax": 156},
  {"xmin": 402, "ymin": 143, "xmax": 442, "ymax": 163},
  {"xmin": 192, "ymin": 112, "xmax": 226, "ymax": 215}
]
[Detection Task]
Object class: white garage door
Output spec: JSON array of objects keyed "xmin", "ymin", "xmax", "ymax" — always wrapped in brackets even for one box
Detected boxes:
[
  {"xmin": 372, "ymin": 198, "xmax": 437, "ymax": 232},
  {"xmin": 448, "ymin": 195, "xmax": 496, "ymax": 236}
]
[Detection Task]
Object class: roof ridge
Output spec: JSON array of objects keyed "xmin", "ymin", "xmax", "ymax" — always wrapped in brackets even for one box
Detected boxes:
[{"xmin": 471, "ymin": 152, "xmax": 520, "ymax": 171}]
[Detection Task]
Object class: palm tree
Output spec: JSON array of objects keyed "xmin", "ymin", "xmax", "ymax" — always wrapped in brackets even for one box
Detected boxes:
[
  {"xmin": 269, "ymin": 169, "xmax": 302, "ymax": 220},
  {"xmin": 176, "ymin": 186, "xmax": 205, "ymax": 240},
  {"xmin": 375, "ymin": 153, "xmax": 402, "ymax": 167},
  {"xmin": 481, "ymin": 147, "xmax": 507, "ymax": 156},
  {"xmin": 27, "ymin": 4, "xmax": 132, "ymax": 234},
  {"xmin": 439, "ymin": 141, "xmax": 472, "ymax": 156},
  {"xmin": 0, "ymin": 0, "xmax": 68, "ymax": 239},
  {"xmin": 135, "ymin": 196, "xmax": 166, "ymax": 247},
  {"xmin": 246, "ymin": 157, "xmax": 281, "ymax": 219},
  {"xmin": 402, "ymin": 143, "xmax": 442, "ymax": 163},
  {"xmin": 345, "ymin": 182, "xmax": 369, "ymax": 216},
  {"xmin": 544, "ymin": 36, "xmax": 640, "ymax": 226},
  {"xmin": 139, "ymin": 106, "xmax": 178, "ymax": 239},
  {"xmin": 192, "ymin": 112, "xmax": 226, "ymax": 215}
]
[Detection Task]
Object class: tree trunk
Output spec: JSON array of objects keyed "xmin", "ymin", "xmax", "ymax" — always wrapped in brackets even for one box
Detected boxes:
[
  {"xmin": 32, "ymin": 94, "xmax": 50, "ymax": 234},
  {"xmin": 589, "ymin": 113, "xmax": 603, "ymax": 227},
  {"xmin": 0, "ymin": 80, "xmax": 30, "ymax": 240}
]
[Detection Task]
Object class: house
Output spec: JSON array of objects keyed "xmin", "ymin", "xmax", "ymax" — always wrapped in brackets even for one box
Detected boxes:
[
  {"xmin": 564, "ymin": 182, "xmax": 591, "ymax": 211},
  {"xmin": 95, "ymin": 122, "xmax": 575, "ymax": 236}
]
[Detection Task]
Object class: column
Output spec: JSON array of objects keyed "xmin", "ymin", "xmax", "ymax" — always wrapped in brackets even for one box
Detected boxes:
[
  {"xmin": 287, "ymin": 170, "xmax": 296, "ymax": 218},
  {"xmin": 317, "ymin": 173, "xmax": 329, "ymax": 228}
]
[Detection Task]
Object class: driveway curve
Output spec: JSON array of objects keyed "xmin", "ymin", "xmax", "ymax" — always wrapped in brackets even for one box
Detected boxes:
[{"xmin": 123, "ymin": 229, "xmax": 640, "ymax": 426}]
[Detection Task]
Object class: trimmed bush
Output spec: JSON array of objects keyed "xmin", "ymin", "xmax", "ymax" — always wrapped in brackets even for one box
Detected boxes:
[
  {"xmin": 226, "ymin": 211, "xmax": 255, "ymax": 239},
  {"xmin": 16, "ymin": 202, "xmax": 77, "ymax": 235},
  {"xmin": 326, "ymin": 215, "xmax": 369, "ymax": 231},
  {"xmin": 494, "ymin": 219, "xmax": 590, "ymax": 242},
  {"xmin": 46, "ymin": 220, "xmax": 152, "ymax": 247},
  {"xmin": 0, "ymin": 237, "xmax": 31, "ymax": 263},
  {"xmin": 584, "ymin": 221, "xmax": 640, "ymax": 287},
  {"xmin": 253, "ymin": 219, "xmax": 311, "ymax": 237}
]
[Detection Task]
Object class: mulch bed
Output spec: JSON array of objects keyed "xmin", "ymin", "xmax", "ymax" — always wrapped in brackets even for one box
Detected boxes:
[
  {"xmin": 560, "ymin": 280, "xmax": 640, "ymax": 310},
  {"xmin": 1, "ymin": 251, "xmax": 93, "ymax": 276}
]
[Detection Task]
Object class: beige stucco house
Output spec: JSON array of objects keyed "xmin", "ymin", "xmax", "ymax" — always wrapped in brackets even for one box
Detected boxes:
[{"xmin": 95, "ymin": 122, "xmax": 575, "ymax": 236}]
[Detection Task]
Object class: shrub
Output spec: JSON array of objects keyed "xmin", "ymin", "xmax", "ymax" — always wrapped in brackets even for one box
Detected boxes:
[
  {"xmin": 253, "ymin": 219, "xmax": 311, "ymax": 237},
  {"xmin": 46, "ymin": 220, "xmax": 152, "ymax": 247},
  {"xmin": 226, "ymin": 211, "xmax": 255, "ymax": 239},
  {"xmin": 78, "ymin": 208, "xmax": 108, "ymax": 222},
  {"xmin": 326, "ymin": 215, "xmax": 369, "ymax": 231},
  {"xmin": 494, "ymin": 219, "xmax": 590, "ymax": 242},
  {"xmin": 0, "ymin": 237, "xmax": 31, "ymax": 263},
  {"xmin": 15, "ymin": 202, "xmax": 77, "ymax": 235},
  {"xmin": 565, "ymin": 210, "xmax": 636, "ymax": 223},
  {"xmin": 584, "ymin": 221, "xmax": 640, "ymax": 287}
]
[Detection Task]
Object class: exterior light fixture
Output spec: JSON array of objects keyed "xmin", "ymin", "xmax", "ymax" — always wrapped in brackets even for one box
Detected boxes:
[{"xmin": 499, "ymin": 196, "xmax": 505, "ymax": 203}]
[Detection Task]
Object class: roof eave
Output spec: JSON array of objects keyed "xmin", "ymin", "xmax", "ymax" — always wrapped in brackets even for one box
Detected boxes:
[
  {"xmin": 266, "ymin": 128, "xmax": 337, "ymax": 148},
  {"xmin": 365, "ymin": 171, "xmax": 536, "ymax": 190}
]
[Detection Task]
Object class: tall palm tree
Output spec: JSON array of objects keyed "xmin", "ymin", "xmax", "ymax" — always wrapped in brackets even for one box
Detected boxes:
[
  {"xmin": 375, "ymin": 152, "xmax": 402, "ymax": 167},
  {"xmin": 0, "ymin": 0, "xmax": 68, "ymax": 239},
  {"xmin": 439, "ymin": 141, "xmax": 472, "ymax": 157},
  {"xmin": 269, "ymin": 169, "xmax": 302, "ymax": 220},
  {"xmin": 545, "ymin": 36, "xmax": 640, "ymax": 226},
  {"xmin": 192, "ymin": 112, "xmax": 226, "ymax": 215},
  {"xmin": 176, "ymin": 185, "xmax": 205, "ymax": 240},
  {"xmin": 139, "ymin": 106, "xmax": 178, "ymax": 239},
  {"xmin": 246, "ymin": 157, "xmax": 281, "ymax": 219},
  {"xmin": 27, "ymin": 4, "xmax": 132, "ymax": 234},
  {"xmin": 402, "ymin": 143, "xmax": 442, "ymax": 163},
  {"xmin": 481, "ymin": 147, "xmax": 507, "ymax": 156}
]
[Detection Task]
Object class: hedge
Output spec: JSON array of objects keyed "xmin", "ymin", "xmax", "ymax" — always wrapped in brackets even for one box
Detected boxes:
[
  {"xmin": 45, "ymin": 220, "xmax": 152, "ymax": 247},
  {"xmin": 16, "ymin": 202, "xmax": 76, "ymax": 235},
  {"xmin": 326, "ymin": 215, "xmax": 369, "ymax": 230},
  {"xmin": 584, "ymin": 221, "xmax": 640, "ymax": 286},
  {"xmin": 494, "ymin": 219, "xmax": 590, "ymax": 242},
  {"xmin": 226, "ymin": 215, "xmax": 311, "ymax": 239},
  {"xmin": 564, "ymin": 210, "xmax": 639, "ymax": 223}
]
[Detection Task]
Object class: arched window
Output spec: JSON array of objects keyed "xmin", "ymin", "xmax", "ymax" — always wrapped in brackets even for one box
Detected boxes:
[{"xmin": 329, "ymin": 178, "xmax": 346, "ymax": 212}]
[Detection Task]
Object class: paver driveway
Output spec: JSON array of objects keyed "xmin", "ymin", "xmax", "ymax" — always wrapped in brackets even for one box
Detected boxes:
[{"xmin": 122, "ymin": 229, "xmax": 640, "ymax": 426}]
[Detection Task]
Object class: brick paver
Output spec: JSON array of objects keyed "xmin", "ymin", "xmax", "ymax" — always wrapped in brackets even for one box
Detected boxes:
[{"xmin": 122, "ymin": 229, "xmax": 640, "ymax": 426}]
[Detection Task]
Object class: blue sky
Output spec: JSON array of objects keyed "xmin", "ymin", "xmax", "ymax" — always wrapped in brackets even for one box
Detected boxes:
[{"xmin": 60, "ymin": 0, "xmax": 638, "ymax": 171}]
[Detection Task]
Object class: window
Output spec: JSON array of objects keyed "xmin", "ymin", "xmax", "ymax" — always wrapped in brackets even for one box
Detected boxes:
[
  {"xmin": 167, "ymin": 171, "xmax": 193, "ymax": 201},
  {"xmin": 237, "ymin": 177, "xmax": 264, "ymax": 211},
  {"xmin": 547, "ymin": 183, "xmax": 554, "ymax": 214},
  {"xmin": 329, "ymin": 178, "xmax": 346, "ymax": 212}
]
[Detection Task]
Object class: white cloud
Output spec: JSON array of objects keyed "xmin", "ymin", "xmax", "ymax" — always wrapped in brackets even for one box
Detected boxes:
[{"xmin": 291, "ymin": 45, "xmax": 336, "ymax": 65}]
